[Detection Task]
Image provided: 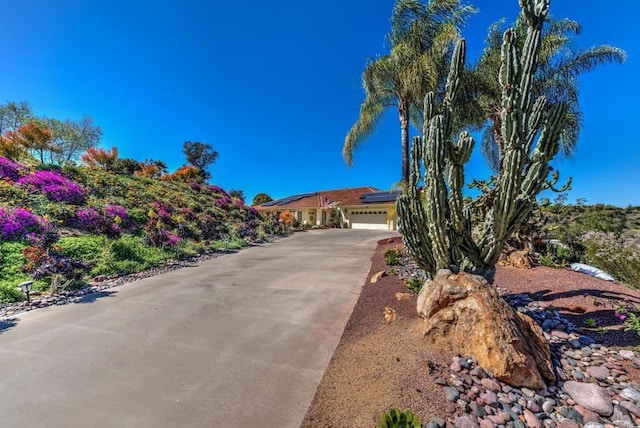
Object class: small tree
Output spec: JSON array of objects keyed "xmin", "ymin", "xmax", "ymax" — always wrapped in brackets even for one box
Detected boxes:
[
  {"xmin": 47, "ymin": 116, "xmax": 102, "ymax": 164},
  {"xmin": 24, "ymin": 246, "xmax": 91, "ymax": 295},
  {"xmin": 0, "ymin": 101, "xmax": 33, "ymax": 135},
  {"xmin": 182, "ymin": 141, "xmax": 218, "ymax": 181},
  {"xmin": 229, "ymin": 189, "xmax": 245, "ymax": 202},
  {"xmin": 252, "ymin": 192, "xmax": 273, "ymax": 206},
  {"xmin": 111, "ymin": 158, "xmax": 141, "ymax": 175},
  {"xmin": 0, "ymin": 132, "xmax": 27, "ymax": 160},
  {"xmin": 81, "ymin": 146, "xmax": 119, "ymax": 170},
  {"xmin": 16, "ymin": 122, "xmax": 58, "ymax": 164}
]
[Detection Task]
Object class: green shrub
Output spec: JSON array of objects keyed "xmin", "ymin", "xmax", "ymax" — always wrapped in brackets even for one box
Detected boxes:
[
  {"xmin": 583, "ymin": 318, "xmax": 597, "ymax": 328},
  {"xmin": 0, "ymin": 242, "xmax": 31, "ymax": 302},
  {"xmin": 377, "ymin": 408, "xmax": 421, "ymax": 428},
  {"xmin": 405, "ymin": 278, "xmax": 423, "ymax": 293},
  {"xmin": 166, "ymin": 241, "xmax": 205, "ymax": 259},
  {"xmin": 211, "ymin": 237, "xmax": 246, "ymax": 251},
  {"xmin": 58, "ymin": 235, "xmax": 107, "ymax": 264},
  {"xmin": 0, "ymin": 283, "xmax": 25, "ymax": 304},
  {"xmin": 385, "ymin": 249, "xmax": 399, "ymax": 266},
  {"xmin": 0, "ymin": 241, "xmax": 28, "ymax": 282},
  {"xmin": 127, "ymin": 207, "xmax": 148, "ymax": 227},
  {"xmin": 92, "ymin": 234, "xmax": 167, "ymax": 276}
]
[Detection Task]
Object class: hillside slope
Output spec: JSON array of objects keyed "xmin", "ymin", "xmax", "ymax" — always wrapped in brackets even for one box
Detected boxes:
[{"xmin": 0, "ymin": 157, "xmax": 282, "ymax": 302}]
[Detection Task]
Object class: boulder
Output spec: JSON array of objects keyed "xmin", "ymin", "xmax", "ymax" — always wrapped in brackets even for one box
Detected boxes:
[{"xmin": 417, "ymin": 269, "xmax": 555, "ymax": 389}]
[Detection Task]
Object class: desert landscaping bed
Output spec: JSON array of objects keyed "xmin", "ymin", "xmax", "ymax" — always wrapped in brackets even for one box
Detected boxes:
[{"xmin": 302, "ymin": 237, "xmax": 640, "ymax": 427}]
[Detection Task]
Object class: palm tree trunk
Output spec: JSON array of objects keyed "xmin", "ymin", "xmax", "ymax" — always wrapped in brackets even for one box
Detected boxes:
[{"xmin": 399, "ymin": 98, "xmax": 410, "ymax": 184}]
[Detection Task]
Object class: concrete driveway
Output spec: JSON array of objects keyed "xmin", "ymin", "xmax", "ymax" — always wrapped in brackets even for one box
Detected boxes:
[{"xmin": 0, "ymin": 229, "xmax": 396, "ymax": 428}]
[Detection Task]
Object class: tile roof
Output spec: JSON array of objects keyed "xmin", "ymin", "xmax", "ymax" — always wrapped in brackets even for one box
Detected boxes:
[{"xmin": 255, "ymin": 186, "xmax": 388, "ymax": 209}]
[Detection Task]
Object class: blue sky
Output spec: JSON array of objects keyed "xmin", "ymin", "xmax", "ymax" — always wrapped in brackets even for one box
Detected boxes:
[{"xmin": 0, "ymin": 1, "xmax": 636, "ymax": 206}]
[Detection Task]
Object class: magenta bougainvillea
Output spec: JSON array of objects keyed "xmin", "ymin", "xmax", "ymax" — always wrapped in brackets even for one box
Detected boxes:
[
  {"xmin": 214, "ymin": 196, "xmax": 232, "ymax": 208},
  {"xmin": 208, "ymin": 185, "xmax": 227, "ymax": 195},
  {"xmin": 0, "ymin": 157, "xmax": 24, "ymax": 181},
  {"xmin": 17, "ymin": 170, "xmax": 86, "ymax": 204},
  {"xmin": 74, "ymin": 204, "xmax": 129, "ymax": 237},
  {"xmin": 144, "ymin": 202, "xmax": 181, "ymax": 247},
  {"xmin": 0, "ymin": 206, "xmax": 57, "ymax": 245}
]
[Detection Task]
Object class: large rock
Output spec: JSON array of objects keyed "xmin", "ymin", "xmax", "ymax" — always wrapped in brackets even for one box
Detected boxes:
[{"xmin": 417, "ymin": 269, "xmax": 555, "ymax": 389}]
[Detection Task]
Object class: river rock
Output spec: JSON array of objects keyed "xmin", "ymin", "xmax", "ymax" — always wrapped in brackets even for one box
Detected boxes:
[
  {"xmin": 621, "ymin": 387, "xmax": 640, "ymax": 403},
  {"xmin": 417, "ymin": 270, "xmax": 555, "ymax": 388},
  {"xmin": 586, "ymin": 365, "xmax": 610, "ymax": 380},
  {"xmin": 563, "ymin": 381, "xmax": 613, "ymax": 416}
]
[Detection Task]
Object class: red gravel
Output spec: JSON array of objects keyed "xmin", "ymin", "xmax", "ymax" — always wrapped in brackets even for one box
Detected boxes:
[{"xmin": 301, "ymin": 237, "xmax": 640, "ymax": 427}]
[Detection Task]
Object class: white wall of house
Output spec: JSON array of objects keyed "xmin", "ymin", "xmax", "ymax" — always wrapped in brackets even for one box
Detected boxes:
[{"xmin": 301, "ymin": 208, "xmax": 320, "ymax": 226}]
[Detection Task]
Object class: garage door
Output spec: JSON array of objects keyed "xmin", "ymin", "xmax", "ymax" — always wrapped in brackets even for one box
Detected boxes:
[{"xmin": 350, "ymin": 210, "xmax": 389, "ymax": 230}]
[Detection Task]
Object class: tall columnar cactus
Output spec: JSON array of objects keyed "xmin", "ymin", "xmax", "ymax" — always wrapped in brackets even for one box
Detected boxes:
[{"xmin": 396, "ymin": 0, "xmax": 569, "ymax": 280}]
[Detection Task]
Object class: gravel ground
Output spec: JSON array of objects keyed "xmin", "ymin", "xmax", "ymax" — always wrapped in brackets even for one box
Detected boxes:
[{"xmin": 302, "ymin": 237, "xmax": 640, "ymax": 427}]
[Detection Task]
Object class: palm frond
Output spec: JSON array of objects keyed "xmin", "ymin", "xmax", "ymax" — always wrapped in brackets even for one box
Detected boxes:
[
  {"xmin": 343, "ymin": 94, "xmax": 386, "ymax": 165},
  {"xmin": 552, "ymin": 46, "xmax": 627, "ymax": 80}
]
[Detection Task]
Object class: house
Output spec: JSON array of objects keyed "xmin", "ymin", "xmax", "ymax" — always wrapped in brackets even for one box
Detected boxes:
[{"xmin": 254, "ymin": 187, "xmax": 401, "ymax": 230}]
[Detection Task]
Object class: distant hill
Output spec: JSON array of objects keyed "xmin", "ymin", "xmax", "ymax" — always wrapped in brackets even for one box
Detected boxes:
[{"xmin": 537, "ymin": 203, "xmax": 640, "ymax": 237}]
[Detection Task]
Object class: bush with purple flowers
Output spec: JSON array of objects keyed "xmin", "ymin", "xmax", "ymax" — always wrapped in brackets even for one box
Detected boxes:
[
  {"xmin": 215, "ymin": 196, "xmax": 232, "ymax": 208},
  {"xmin": 18, "ymin": 170, "xmax": 86, "ymax": 204},
  {"xmin": 105, "ymin": 204, "xmax": 130, "ymax": 227},
  {"xmin": 0, "ymin": 157, "xmax": 24, "ymax": 181},
  {"xmin": 0, "ymin": 206, "xmax": 58, "ymax": 245},
  {"xmin": 73, "ymin": 204, "xmax": 129, "ymax": 238},
  {"xmin": 208, "ymin": 185, "xmax": 228, "ymax": 196}
]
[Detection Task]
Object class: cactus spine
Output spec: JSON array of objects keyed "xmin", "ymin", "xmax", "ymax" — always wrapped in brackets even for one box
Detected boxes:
[{"xmin": 397, "ymin": 0, "xmax": 568, "ymax": 279}]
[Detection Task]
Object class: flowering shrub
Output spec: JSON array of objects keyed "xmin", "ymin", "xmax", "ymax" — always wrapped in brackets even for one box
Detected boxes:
[
  {"xmin": 279, "ymin": 210, "xmax": 295, "ymax": 228},
  {"xmin": 73, "ymin": 204, "xmax": 129, "ymax": 238},
  {"xmin": 81, "ymin": 146, "xmax": 119, "ymax": 170},
  {"xmin": 207, "ymin": 185, "xmax": 228, "ymax": 196},
  {"xmin": 105, "ymin": 204, "xmax": 130, "ymax": 227},
  {"xmin": 580, "ymin": 231, "xmax": 640, "ymax": 288},
  {"xmin": 0, "ymin": 157, "xmax": 24, "ymax": 181},
  {"xmin": 161, "ymin": 230, "xmax": 181, "ymax": 247},
  {"xmin": 18, "ymin": 170, "xmax": 86, "ymax": 204},
  {"xmin": 215, "ymin": 196, "xmax": 232, "ymax": 208},
  {"xmin": 0, "ymin": 206, "xmax": 57, "ymax": 245},
  {"xmin": 615, "ymin": 303, "xmax": 640, "ymax": 336},
  {"xmin": 144, "ymin": 202, "xmax": 181, "ymax": 247}
]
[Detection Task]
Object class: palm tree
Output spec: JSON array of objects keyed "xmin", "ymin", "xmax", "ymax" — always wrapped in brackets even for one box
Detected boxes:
[
  {"xmin": 471, "ymin": 15, "xmax": 626, "ymax": 171},
  {"xmin": 343, "ymin": 0, "xmax": 475, "ymax": 183}
]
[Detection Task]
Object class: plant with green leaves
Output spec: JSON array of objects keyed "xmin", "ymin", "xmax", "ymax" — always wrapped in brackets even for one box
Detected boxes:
[
  {"xmin": 377, "ymin": 408, "xmax": 421, "ymax": 428},
  {"xmin": 405, "ymin": 277, "xmax": 423, "ymax": 293},
  {"xmin": 385, "ymin": 248, "xmax": 400, "ymax": 266},
  {"xmin": 397, "ymin": 0, "xmax": 569, "ymax": 281},
  {"xmin": 468, "ymin": 13, "xmax": 625, "ymax": 171},
  {"xmin": 343, "ymin": 0, "xmax": 475, "ymax": 183}
]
